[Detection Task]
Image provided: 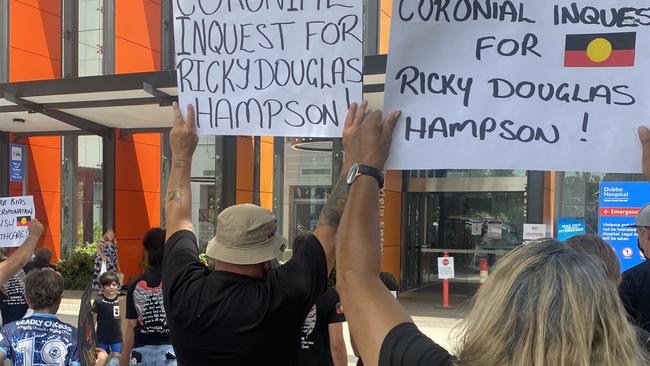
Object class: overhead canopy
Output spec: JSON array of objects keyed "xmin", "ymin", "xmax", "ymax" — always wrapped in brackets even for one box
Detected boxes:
[
  {"xmin": 0, "ymin": 55, "xmax": 387, "ymax": 138},
  {"xmin": 0, "ymin": 71, "xmax": 177, "ymax": 138}
]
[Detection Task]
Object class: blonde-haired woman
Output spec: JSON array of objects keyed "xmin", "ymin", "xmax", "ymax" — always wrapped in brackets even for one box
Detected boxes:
[
  {"xmin": 335, "ymin": 105, "xmax": 649, "ymax": 366},
  {"xmin": 92, "ymin": 229, "xmax": 120, "ymax": 292}
]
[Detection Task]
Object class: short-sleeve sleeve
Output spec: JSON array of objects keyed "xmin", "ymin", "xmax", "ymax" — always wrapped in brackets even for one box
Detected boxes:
[
  {"xmin": 379, "ymin": 322, "xmax": 453, "ymax": 366},
  {"xmin": 125, "ymin": 280, "xmax": 137, "ymax": 320},
  {"xmin": 91, "ymin": 298, "xmax": 99, "ymax": 314},
  {"xmin": 265, "ymin": 234, "xmax": 328, "ymax": 311}
]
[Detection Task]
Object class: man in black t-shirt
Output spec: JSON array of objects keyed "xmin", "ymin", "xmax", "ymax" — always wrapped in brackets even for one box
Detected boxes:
[
  {"xmin": 298, "ymin": 287, "xmax": 347, "ymax": 366},
  {"xmin": 162, "ymin": 102, "xmax": 363, "ymax": 365},
  {"xmin": 121, "ymin": 228, "xmax": 176, "ymax": 366}
]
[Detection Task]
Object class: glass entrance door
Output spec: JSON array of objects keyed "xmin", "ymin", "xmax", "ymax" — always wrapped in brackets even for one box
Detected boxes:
[{"xmin": 403, "ymin": 173, "xmax": 527, "ymax": 292}]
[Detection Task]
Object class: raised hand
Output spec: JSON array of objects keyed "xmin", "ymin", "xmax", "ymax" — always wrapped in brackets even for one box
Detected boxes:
[
  {"xmin": 170, "ymin": 102, "xmax": 199, "ymax": 160},
  {"xmin": 342, "ymin": 101, "xmax": 401, "ymax": 170},
  {"xmin": 27, "ymin": 219, "xmax": 44, "ymax": 239}
]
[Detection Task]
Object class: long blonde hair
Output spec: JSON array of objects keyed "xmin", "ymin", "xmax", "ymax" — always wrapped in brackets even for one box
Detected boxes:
[{"xmin": 454, "ymin": 240, "xmax": 647, "ymax": 366}]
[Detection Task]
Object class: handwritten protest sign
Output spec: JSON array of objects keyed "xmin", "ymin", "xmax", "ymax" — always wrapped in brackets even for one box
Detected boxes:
[
  {"xmin": 384, "ymin": 1, "xmax": 650, "ymax": 173},
  {"xmin": 173, "ymin": 0, "xmax": 363, "ymax": 137},
  {"xmin": 0, "ymin": 196, "xmax": 34, "ymax": 247}
]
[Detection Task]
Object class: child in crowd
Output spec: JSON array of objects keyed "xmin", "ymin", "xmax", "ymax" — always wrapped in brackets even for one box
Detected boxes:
[
  {"xmin": 0, "ymin": 268, "xmax": 80, "ymax": 365},
  {"xmin": 93, "ymin": 272, "xmax": 123, "ymax": 361}
]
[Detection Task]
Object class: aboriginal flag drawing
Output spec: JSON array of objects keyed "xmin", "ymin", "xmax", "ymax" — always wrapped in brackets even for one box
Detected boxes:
[
  {"xmin": 16, "ymin": 216, "xmax": 31, "ymax": 226},
  {"xmin": 564, "ymin": 32, "xmax": 636, "ymax": 67}
]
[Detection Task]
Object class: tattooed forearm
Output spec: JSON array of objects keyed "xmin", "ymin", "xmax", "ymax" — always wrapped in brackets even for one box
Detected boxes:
[
  {"xmin": 166, "ymin": 187, "xmax": 184, "ymax": 206},
  {"xmin": 319, "ymin": 177, "xmax": 351, "ymax": 228},
  {"xmin": 173, "ymin": 159, "xmax": 188, "ymax": 168}
]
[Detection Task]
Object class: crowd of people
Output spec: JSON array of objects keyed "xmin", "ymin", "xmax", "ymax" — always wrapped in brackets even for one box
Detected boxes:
[{"xmin": 0, "ymin": 102, "xmax": 649, "ymax": 365}]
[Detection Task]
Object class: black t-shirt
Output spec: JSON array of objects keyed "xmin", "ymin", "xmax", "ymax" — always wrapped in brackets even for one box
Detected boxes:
[
  {"xmin": 379, "ymin": 322, "xmax": 453, "ymax": 366},
  {"xmin": 162, "ymin": 230, "xmax": 328, "ymax": 365},
  {"xmin": 0, "ymin": 270, "xmax": 28, "ymax": 325},
  {"xmin": 620, "ymin": 260, "xmax": 650, "ymax": 332},
  {"xmin": 298, "ymin": 287, "xmax": 346, "ymax": 366},
  {"xmin": 126, "ymin": 266, "xmax": 171, "ymax": 347},
  {"xmin": 92, "ymin": 294, "xmax": 122, "ymax": 344}
]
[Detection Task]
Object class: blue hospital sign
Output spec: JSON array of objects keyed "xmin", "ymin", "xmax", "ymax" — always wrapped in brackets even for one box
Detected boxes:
[
  {"xmin": 9, "ymin": 144, "xmax": 24, "ymax": 182},
  {"xmin": 598, "ymin": 182, "xmax": 650, "ymax": 272}
]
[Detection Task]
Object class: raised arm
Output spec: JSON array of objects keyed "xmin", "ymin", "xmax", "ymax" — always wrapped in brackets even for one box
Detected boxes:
[
  {"xmin": 165, "ymin": 103, "xmax": 198, "ymax": 242},
  {"xmin": 312, "ymin": 102, "xmax": 368, "ymax": 272},
  {"xmin": 0, "ymin": 219, "xmax": 43, "ymax": 284},
  {"xmin": 336, "ymin": 108, "xmax": 407, "ymax": 366}
]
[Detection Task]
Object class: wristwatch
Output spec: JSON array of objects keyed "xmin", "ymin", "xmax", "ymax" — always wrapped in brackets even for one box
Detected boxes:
[{"xmin": 346, "ymin": 163, "xmax": 384, "ymax": 188}]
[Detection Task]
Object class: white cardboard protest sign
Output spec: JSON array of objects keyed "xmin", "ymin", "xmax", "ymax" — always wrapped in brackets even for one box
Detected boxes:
[
  {"xmin": 0, "ymin": 196, "xmax": 35, "ymax": 247},
  {"xmin": 438, "ymin": 257, "xmax": 455, "ymax": 279},
  {"xmin": 523, "ymin": 223, "xmax": 547, "ymax": 240},
  {"xmin": 384, "ymin": 1, "xmax": 650, "ymax": 173},
  {"xmin": 173, "ymin": 1, "xmax": 363, "ymax": 137}
]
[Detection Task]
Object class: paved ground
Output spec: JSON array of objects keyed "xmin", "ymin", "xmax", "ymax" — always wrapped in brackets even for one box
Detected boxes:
[{"xmin": 57, "ymin": 287, "xmax": 473, "ymax": 365}]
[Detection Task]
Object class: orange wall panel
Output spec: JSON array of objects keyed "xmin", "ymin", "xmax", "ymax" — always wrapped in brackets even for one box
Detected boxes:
[
  {"xmin": 9, "ymin": 0, "xmax": 61, "ymax": 81},
  {"xmin": 19, "ymin": 137, "xmax": 62, "ymax": 260},
  {"xmin": 115, "ymin": 0, "xmax": 161, "ymax": 73},
  {"xmin": 384, "ymin": 170, "xmax": 402, "ymax": 192},
  {"xmin": 260, "ymin": 139, "xmax": 274, "ymax": 195},
  {"xmin": 13, "ymin": 0, "xmax": 61, "ymax": 15},
  {"xmin": 9, "ymin": 1, "xmax": 61, "ymax": 58},
  {"xmin": 115, "ymin": 134, "xmax": 161, "ymax": 281},
  {"xmin": 116, "ymin": 0, "xmax": 161, "ymax": 52},
  {"xmin": 380, "ymin": 0, "xmax": 392, "ymax": 54},
  {"xmin": 115, "ymin": 191, "xmax": 160, "ymax": 241},
  {"xmin": 260, "ymin": 192, "xmax": 273, "ymax": 211},
  {"xmin": 236, "ymin": 190, "xmax": 254, "ymax": 205},
  {"xmin": 114, "ymin": 0, "xmax": 162, "ymax": 279},
  {"xmin": 8, "ymin": 49, "xmax": 61, "ymax": 82},
  {"xmin": 382, "ymin": 190, "xmax": 402, "ymax": 247},
  {"xmin": 380, "ymin": 169, "xmax": 402, "ymax": 279},
  {"xmin": 236, "ymin": 137, "xmax": 254, "ymax": 192},
  {"xmin": 381, "ymin": 246, "xmax": 400, "ymax": 283},
  {"xmin": 115, "ymin": 39, "xmax": 161, "ymax": 74},
  {"xmin": 115, "ymin": 137, "xmax": 162, "ymax": 193}
]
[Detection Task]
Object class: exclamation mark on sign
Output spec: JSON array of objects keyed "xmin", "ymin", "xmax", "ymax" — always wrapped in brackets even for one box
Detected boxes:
[{"xmin": 580, "ymin": 112, "xmax": 589, "ymax": 142}]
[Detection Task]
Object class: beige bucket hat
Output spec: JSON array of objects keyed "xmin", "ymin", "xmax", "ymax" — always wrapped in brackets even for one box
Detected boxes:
[{"xmin": 206, "ymin": 204, "xmax": 287, "ymax": 265}]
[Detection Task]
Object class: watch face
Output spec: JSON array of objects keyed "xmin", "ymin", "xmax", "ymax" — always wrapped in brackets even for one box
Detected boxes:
[{"xmin": 346, "ymin": 164, "xmax": 360, "ymax": 184}]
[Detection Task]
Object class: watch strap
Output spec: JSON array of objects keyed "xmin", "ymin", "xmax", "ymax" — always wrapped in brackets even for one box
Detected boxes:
[{"xmin": 357, "ymin": 165, "xmax": 384, "ymax": 189}]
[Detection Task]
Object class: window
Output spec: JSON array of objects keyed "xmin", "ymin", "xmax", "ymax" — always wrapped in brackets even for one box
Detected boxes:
[
  {"xmin": 281, "ymin": 138, "xmax": 334, "ymax": 250},
  {"xmin": 76, "ymin": 135, "xmax": 104, "ymax": 244},
  {"xmin": 78, "ymin": 0, "xmax": 104, "ymax": 76}
]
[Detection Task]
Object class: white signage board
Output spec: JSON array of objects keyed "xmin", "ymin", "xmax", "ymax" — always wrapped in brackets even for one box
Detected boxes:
[
  {"xmin": 438, "ymin": 257, "xmax": 455, "ymax": 279},
  {"xmin": 523, "ymin": 223, "xmax": 547, "ymax": 240},
  {"xmin": 384, "ymin": 1, "xmax": 650, "ymax": 173},
  {"xmin": 0, "ymin": 196, "xmax": 35, "ymax": 247},
  {"xmin": 173, "ymin": 1, "xmax": 363, "ymax": 137},
  {"xmin": 471, "ymin": 222, "xmax": 483, "ymax": 235},
  {"xmin": 487, "ymin": 222, "xmax": 502, "ymax": 240}
]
